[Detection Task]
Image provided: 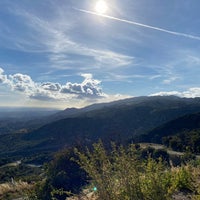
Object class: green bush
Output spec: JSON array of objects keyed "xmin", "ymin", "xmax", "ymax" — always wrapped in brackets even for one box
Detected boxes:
[
  {"xmin": 170, "ymin": 165, "xmax": 195, "ymax": 193},
  {"xmin": 30, "ymin": 141, "xmax": 199, "ymax": 200},
  {"xmin": 31, "ymin": 147, "xmax": 87, "ymax": 200},
  {"xmin": 74, "ymin": 141, "xmax": 180, "ymax": 200}
]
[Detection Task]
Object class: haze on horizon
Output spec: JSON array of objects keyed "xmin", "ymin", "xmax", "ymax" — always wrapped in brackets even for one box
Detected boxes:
[{"xmin": 1, "ymin": 0, "xmax": 200, "ymax": 109}]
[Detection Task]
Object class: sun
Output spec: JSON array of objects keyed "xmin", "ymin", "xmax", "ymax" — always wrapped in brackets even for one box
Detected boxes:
[{"xmin": 95, "ymin": 0, "xmax": 108, "ymax": 14}]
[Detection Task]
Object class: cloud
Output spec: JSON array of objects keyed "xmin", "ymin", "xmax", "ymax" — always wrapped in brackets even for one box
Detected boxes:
[
  {"xmin": 89, "ymin": 49, "xmax": 133, "ymax": 67},
  {"xmin": 0, "ymin": 67, "xmax": 8, "ymax": 84},
  {"xmin": 2, "ymin": 6, "xmax": 134, "ymax": 70},
  {"xmin": 0, "ymin": 68, "xmax": 4, "ymax": 74},
  {"xmin": 150, "ymin": 87, "xmax": 200, "ymax": 98},
  {"xmin": 61, "ymin": 74, "xmax": 104, "ymax": 99},
  {"xmin": 9, "ymin": 73, "xmax": 35, "ymax": 93},
  {"xmin": 0, "ymin": 68, "xmax": 106, "ymax": 101},
  {"xmin": 0, "ymin": 68, "xmax": 5, "ymax": 83},
  {"xmin": 77, "ymin": 9, "xmax": 200, "ymax": 41},
  {"xmin": 181, "ymin": 88, "xmax": 200, "ymax": 98},
  {"xmin": 41, "ymin": 82, "xmax": 61, "ymax": 91},
  {"xmin": 162, "ymin": 76, "xmax": 179, "ymax": 84}
]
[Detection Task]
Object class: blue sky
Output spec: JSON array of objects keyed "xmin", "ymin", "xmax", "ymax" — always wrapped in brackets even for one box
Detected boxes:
[{"xmin": 1, "ymin": 0, "xmax": 200, "ymax": 108}]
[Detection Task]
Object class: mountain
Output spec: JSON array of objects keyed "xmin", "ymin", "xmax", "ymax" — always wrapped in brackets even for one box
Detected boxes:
[
  {"xmin": 0, "ymin": 108, "xmax": 59, "ymax": 135},
  {"xmin": 0, "ymin": 107, "xmax": 59, "ymax": 119},
  {"xmin": 48, "ymin": 96, "xmax": 150, "ymax": 120},
  {"xmin": 137, "ymin": 112, "xmax": 200, "ymax": 153},
  {"xmin": 2, "ymin": 96, "xmax": 200, "ymax": 158},
  {"xmin": 49, "ymin": 95, "xmax": 200, "ymax": 120}
]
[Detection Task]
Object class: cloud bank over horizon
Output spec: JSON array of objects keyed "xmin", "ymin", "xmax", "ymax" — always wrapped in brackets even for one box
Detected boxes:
[
  {"xmin": 1, "ymin": 66, "xmax": 200, "ymax": 108},
  {"xmin": 0, "ymin": 67, "xmax": 107, "ymax": 102},
  {"xmin": 150, "ymin": 88, "xmax": 200, "ymax": 98}
]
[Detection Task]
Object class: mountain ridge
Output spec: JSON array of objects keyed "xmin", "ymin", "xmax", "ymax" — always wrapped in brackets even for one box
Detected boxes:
[
  {"xmin": 136, "ymin": 112, "xmax": 200, "ymax": 153},
  {"xmin": 24, "ymin": 96, "xmax": 200, "ymax": 150},
  {"xmin": 2, "ymin": 95, "xmax": 200, "ymax": 158}
]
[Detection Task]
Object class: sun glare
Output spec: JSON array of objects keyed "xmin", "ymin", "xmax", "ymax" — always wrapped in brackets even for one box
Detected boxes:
[{"xmin": 95, "ymin": 0, "xmax": 108, "ymax": 14}]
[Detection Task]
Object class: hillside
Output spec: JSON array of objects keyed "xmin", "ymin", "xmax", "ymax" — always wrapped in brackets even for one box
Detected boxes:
[
  {"xmin": 138, "ymin": 112, "xmax": 200, "ymax": 153},
  {"xmin": 2, "ymin": 96, "xmax": 200, "ymax": 159}
]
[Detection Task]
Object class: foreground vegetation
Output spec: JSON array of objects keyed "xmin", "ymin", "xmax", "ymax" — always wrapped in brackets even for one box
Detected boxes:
[
  {"xmin": 0, "ymin": 180, "xmax": 33, "ymax": 200},
  {"xmin": 1, "ymin": 141, "xmax": 200, "ymax": 199},
  {"xmin": 73, "ymin": 141, "xmax": 200, "ymax": 200},
  {"xmin": 21, "ymin": 141, "xmax": 199, "ymax": 200}
]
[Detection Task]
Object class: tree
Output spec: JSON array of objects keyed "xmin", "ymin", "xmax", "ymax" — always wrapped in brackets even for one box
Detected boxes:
[{"xmin": 34, "ymin": 147, "xmax": 87, "ymax": 200}]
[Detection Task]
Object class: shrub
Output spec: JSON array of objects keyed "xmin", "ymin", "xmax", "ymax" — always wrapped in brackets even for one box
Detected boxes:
[
  {"xmin": 32, "ymin": 147, "xmax": 87, "ymax": 200},
  {"xmin": 74, "ymin": 141, "xmax": 177, "ymax": 200},
  {"xmin": 170, "ymin": 165, "xmax": 195, "ymax": 193},
  {"xmin": 31, "ymin": 141, "xmax": 199, "ymax": 200}
]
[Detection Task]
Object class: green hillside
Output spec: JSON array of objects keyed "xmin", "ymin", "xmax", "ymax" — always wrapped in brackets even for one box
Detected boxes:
[{"xmin": 137, "ymin": 112, "xmax": 200, "ymax": 153}]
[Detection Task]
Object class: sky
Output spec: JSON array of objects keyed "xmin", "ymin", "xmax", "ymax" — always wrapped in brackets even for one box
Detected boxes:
[{"xmin": 1, "ymin": 0, "xmax": 200, "ymax": 109}]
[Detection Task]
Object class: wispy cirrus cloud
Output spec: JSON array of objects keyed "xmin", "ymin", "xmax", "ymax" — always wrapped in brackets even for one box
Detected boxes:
[
  {"xmin": 1, "ymin": 4, "xmax": 134, "ymax": 71},
  {"xmin": 101, "ymin": 72, "xmax": 146, "ymax": 83},
  {"xmin": 162, "ymin": 76, "xmax": 180, "ymax": 85},
  {"xmin": 158, "ymin": 50, "xmax": 200, "ymax": 86}
]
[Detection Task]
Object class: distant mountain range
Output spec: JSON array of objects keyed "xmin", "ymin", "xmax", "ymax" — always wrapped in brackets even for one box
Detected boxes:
[
  {"xmin": 0, "ymin": 108, "xmax": 59, "ymax": 135},
  {"xmin": 1, "ymin": 95, "xmax": 200, "ymax": 160}
]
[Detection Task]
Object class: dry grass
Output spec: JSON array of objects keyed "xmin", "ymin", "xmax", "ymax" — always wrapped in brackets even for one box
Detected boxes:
[
  {"xmin": 0, "ymin": 180, "xmax": 33, "ymax": 199},
  {"xmin": 67, "ymin": 190, "xmax": 97, "ymax": 200}
]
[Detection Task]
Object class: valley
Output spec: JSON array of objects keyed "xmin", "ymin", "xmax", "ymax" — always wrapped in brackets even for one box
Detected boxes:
[
  {"xmin": 1, "ymin": 96, "xmax": 200, "ymax": 199},
  {"xmin": 1, "ymin": 96, "xmax": 200, "ymax": 160}
]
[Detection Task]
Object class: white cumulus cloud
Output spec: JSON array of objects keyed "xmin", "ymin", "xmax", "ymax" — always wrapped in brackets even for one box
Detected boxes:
[
  {"xmin": 0, "ymin": 68, "xmax": 106, "ymax": 102},
  {"xmin": 0, "ymin": 67, "xmax": 8, "ymax": 83},
  {"xmin": 9, "ymin": 73, "xmax": 36, "ymax": 93},
  {"xmin": 61, "ymin": 74, "xmax": 104, "ymax": 99},
  {"xmin": 150, "ymin": 87, "xmax": 200, "ymax": 98},
  {"xmin": 41, "ymin": 82, "xmax": 61, "ymax": 91}
]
